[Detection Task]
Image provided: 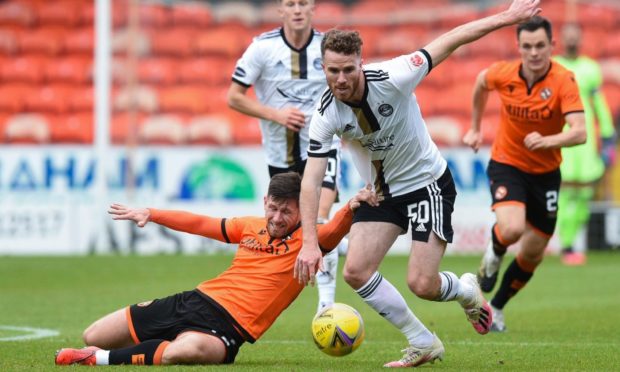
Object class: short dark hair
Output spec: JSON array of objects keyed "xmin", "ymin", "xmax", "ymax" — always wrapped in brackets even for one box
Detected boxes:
[
  {"xmin": 517, "ymin": 16, "xmax": 552, "ymax": 41},
  {"xmin": 321, "ymin": 29, "xmax": 363, "ymax": 57},
  {"xmin": 267, "ymin": 172, "xmax": 301, "ymax": 203}
]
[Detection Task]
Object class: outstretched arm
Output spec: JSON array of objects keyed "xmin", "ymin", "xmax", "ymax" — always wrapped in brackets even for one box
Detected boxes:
[
  {"xmin": 227, "ymin": 82, "xmax": 305, "ymax": 132},
  {"xmin": 424, "ymin": 0, "xmax": 541, "ymax": 67}
]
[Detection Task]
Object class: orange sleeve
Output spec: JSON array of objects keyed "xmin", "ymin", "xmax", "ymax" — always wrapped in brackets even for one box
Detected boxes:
[
  {"xmin": 559, "ymin": 70, "xmax": 584, "ymax": 114},
  {"xmin": 485, "ymin": 61, "xmax": 504, "ymax": 90},
  {"xmin": 148, "ymin": 209, "xmax": 227, "ymax": 241},
  {"xmin": 317, "ymin": 204, "xmax": 354, "ymax": 252}
]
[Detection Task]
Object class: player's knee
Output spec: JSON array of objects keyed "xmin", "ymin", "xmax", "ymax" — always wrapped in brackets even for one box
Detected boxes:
[
  {"xmin": 407, "ymin": 275, "xmax": 436, "ymax": 300},
  {"xmin": 342, "ymin": 265, "xmax": 370, "ymax": 290},
  {"xmin": 82, "ymin": 325, "xmax": 99, "ymax": 346},
  {"xmin": 497, "ymin": 223, "xmax": 525, "ymax": 244}
]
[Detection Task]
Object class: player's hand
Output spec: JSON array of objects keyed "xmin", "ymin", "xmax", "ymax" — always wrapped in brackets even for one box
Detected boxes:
[
  {"xmin": 349, "ymin": 184, "xmax": 380, "ymax": 210},
  {"xmin": 524, "ymin": 131, "xmax": 547, "ymax": 151},
  {"xmin": 108, "ymin": 203, "xmax": 151, "ymax": 227},
  {"xmin": 294, "ymin": 244, "xmax": 323, "ymax": 286},
  {"xmin": 463, "ymin": 128, "xmax": 483, "ymax": 153},
  {"xmin": 275, "ymin": 107, "xmax": 306, "ymax": 132},
  {"xmin": 504, "ymin": 0, "xmax": 542, "ymax": 25}
]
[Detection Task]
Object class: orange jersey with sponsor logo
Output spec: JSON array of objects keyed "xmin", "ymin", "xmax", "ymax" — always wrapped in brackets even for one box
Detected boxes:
[
  {"xmin": 148, "ymin": 204, "xmax": 353, "ymax": 342},
  {"xmin": 486, "ymin": 60, "xmax": 583, "ymax": 174}
]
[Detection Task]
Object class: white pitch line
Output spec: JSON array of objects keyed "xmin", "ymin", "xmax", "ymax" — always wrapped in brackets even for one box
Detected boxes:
[
  {"xmin": 260, "ymin": 339, "xmax": 619, "ymax": 347},
  {"xmin": 0, "ymin": 325, "xmax": 60, "ymax": 341}
]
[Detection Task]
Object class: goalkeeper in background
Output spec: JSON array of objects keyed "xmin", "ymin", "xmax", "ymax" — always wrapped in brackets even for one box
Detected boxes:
[{"xmin": 554, "ymin": 23, "xmax": 616, "ymax": 266}]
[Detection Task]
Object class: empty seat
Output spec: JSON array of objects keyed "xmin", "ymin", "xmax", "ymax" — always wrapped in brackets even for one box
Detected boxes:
[
  {"xmin": 111, "ymin": 28, "xmax": 150, "ymax": 56},
  {"xmin": 45, "ymin": 56, "xmax": 92, "ymax": 83},
  {"xmin": 0, "ymin": 29, "xmax": 18, "ymax": 55},
  {"xmin": 0, "ymin": 2, "xmax": 35, "ymax": 27},
  {"xmin": 34, "ymin": 1, "xmax": 81, "ymax": 27},
  {"xmin": 4, "ymin": 113, "xmax": 50, "ymax": 144},
  {"xmin": 229, "ymin": 111, "xmax": 261, "ymax": 145},
  {"xmin": 25, "ymin": 84, "xmax": 73, "ymax": 113},
  {"xmin": 0, "ymin": 83, "xmax": 36, "ymax": 112},
  {"xmin": 69, "ymin": 85, "xmax": 94, "ymax": 112},
  {"xmin": 171, "ymin": 2, "xmax": 213, "ymax": 28},
  {"xmin": 149, "ymin": 27, "xmax": 196, "ymax": 57},
  {"xmin": 425, "ymin": 116, "xmax": 463, "ymax": 147},
  {"xmin": 314, "ymin": 1, "xmax": 347, "ymax": 27},
  {"xmin": 18, "ymin": 27, "xmax": 66, "ymax": 55},
  {"xmin": 178, "ymin": 57, "xmax": 233, "ymax": 86},
  {"xmin": 114, "ymin": 85, "xmax": 158, "ymax": 113},
  {"xmin": 194, "ymin": 27, "xmax": 246, "ymax": 57},
  {"xmin": 111, "ymin": 112, "xmax": 144, "ymax": 144},
  {"xmin": 50, "ymin": 113, "xmax": 94, "ymax": 144},
  {"xmin": 137, "ymin": 57, "xmax": 178, "ymax": 85},
  {"xmin": 1, "ymin": 55, "xmax": 45, "ymax": 83},
  {"xmin": 213, "ymin": 2, "xmax": 259, "ymax": 27},
  {"xmin": 158, "ymin": 85, "xmax": 210, "ymax": 114},
  {"xmin": 138, "ymin": 3, "xmax": 170, "ymax": 28},
  {"xmin": 64, "ymin": 27, "xmax": 94, "ymax": 54},
  {"xmin": 186, "ymin": 115, "xmax": 233, "ymax": 145},
  {"xmin": 139, "ymin": 114, "xmax": 186, "ymax": 144}
]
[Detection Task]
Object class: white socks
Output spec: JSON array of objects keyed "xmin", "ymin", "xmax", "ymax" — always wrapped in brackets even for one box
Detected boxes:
[
  {"xmin": 317, "ymin": 249, "xmax": 338, "ymax": 311},
  {"xmin": 438, "ymin": 271, "xmax": 476, "ymax": 307},
  {"xmin": 356, "ymin": 272, "xmax": 433, "ymax": 347},
  {"xmin": 95, "ymin": 350, "xmax": 110, "ymax": 365}
]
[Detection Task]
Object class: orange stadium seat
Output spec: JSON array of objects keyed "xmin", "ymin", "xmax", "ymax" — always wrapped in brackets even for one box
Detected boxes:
[
  {"xmin": 229, "ymin": 111, "xmax": 261, "ymax": 145},
  {"xmin": 69, "ymin": 85, "xmax": 94, "ymax": 112},
  {"xmin": 138, "ymin": 3, "xmax": 170, "ymax": 28},
  {"xmin": 194, "ymin": 27, "xmax": 245, "ymax": 57},
  {"xmin": 438, "ymin": 83, "xmax": 473, "ymax": 117},
  {"xmin": 4, "ymin": 113, "xmax": 51, "ymax": 144},
  {"xmin": 0, "ymin": 83, "xmax": 36, "ymax": 112},
  {"xmin": 45, "ymin": 56, "xmax": 92, "ymax": 84},
  {"xmin": 112, "ymin": 2, "xmax": 128, "ymax": 28},
  {"xmin": 179, "ymin": 57, "xmax": 235, "ymax": 86},
  {"xmin": 214, "ymin": 2, "xmax": 259, "ymax": 27},
  {"xmin": 34, "ymin": 1, "xmax": 81, "ymax": 27},
  {"xmin": 139, "ymin": 114, "xmax": 187, "ymax": 144},
  {"xmin": 375, "ymin": 28, "xmax": 423, "ymax": 59},
  {"xmin": 425, "ymin": 116, "xmax": 464, "ymax": 147},
  {"xmin": 25, "ymin": 84, "xmax": 72, "ymax": 114},
  {"xmin": 0, "ymin": 29, "xmax": 18, "ymax": 55},
  {"xmin": 18, "ymin": 27, "xmax": 66, "ymax": 55},
  {"xmin": 149, "ymin": 27, "xmax": 196, "ymax": 57},
  {"xmin": 49, "ymin": 113, "xmax": 94, "ymax": 144},
  {"xmin": 0, "ymin": 113, "xmax": 8, "ymax": 142},
  {"xmin": 1, "ymin": 55, "xmax": 45, "ymax": 83},
  {"xmin": 64, "ymin": 27, "xmax": 94, "ymax": 55},
  {"xmin": 313, "ymin": 1, "xmax": 346, "ymax": 28},
  {"xmin": 79, "ymin": 2, "xmax": 94, "ymax": 25},
  {"xmin": 171, "ymin": 2, "xmax": 213, "ymax": 28},
  {"xmin": 111, "ymin": 111, "xmax": 144, "ymax": 144},
  {"xmin": 111, "ymin": 28, "xmax": 150, "ymax": 56},
  {"xmin": 0, "ymin": 2, "xmax": 35, "ymax": 27},
  {"xmin": 137, "ymin": 57, "xmax": 178, "ymax": 85},
  {"xmin": 158, "ymin": 85, "xmax": 210, "ymax": 114},
  {"xmin": 186, "ymin": 114, "xmax": 233, "ymax": 145},
  {"xmin": 578, "ymin": 4, "xmax": 615, "ymax": 30},
  {"xmin": 114, "ymin": 85, "xmax": 158, "ymax": 113}
]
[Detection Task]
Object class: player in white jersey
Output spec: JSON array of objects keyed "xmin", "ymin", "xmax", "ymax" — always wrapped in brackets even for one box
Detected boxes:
[
  {"xmin": 226, "ymin": 0, "xmax": 342, "ymax": 312},
  {"xmin": 294, "ymin": 0, "xmax": 542, "ymax": 367}
]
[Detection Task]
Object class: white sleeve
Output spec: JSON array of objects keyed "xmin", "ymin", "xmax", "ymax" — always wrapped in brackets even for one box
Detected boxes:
[
  {"xmin": 231, "ymin": 38, "xmax": 263, "ymax": 87},
  {"xmin": 307, "ymin": 108, "xmax": 337, "ymax": 158},
  {"xmin": 382, "ymin": 49, "xmax": 432, "ymax": 94}
]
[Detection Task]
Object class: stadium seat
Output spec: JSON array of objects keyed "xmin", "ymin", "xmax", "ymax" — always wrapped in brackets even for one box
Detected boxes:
[
  {"xmin": 25, "ymin": 84, "xmax": 73, "ymax": 114},
  {"xmin": 0, "ymin": 83, "xmax": 36, "ymax": 112},
  {"xmin": 149, "ymin": 27, "xmax": 196, "ymax": 57},
  {"xmin": 110, "ymin": 111, "xmax": 144, "ymax": 144},
  {"xmin": 34, "ymin": 1, "xmax": 81, "ymax": 27},
  {"xmin": 313, "ymin": 1, "xmax": 347, "ymax": 28},
  {"xmin": 375, "ymin": 28, "xmax": 423, "ymax": 58},
  {"xmin": 79, "ymin": 2, "xmax": 94, "ymax": 25},
  {"xmin": 4, "ymin": 113, "xmax": 51, "ymax": 144},
  {"xmin": 438, "ymin": 83, "xmax": 473, "ymax": 117},
  {"xmin": 111, "ymin": 28, "xmax": 150, "ymax": 56},
  {"xmin": 171, "ymin": 2, "xmax": 213, "ymax": 28},
  {"xmin": 229, "ymin": 111, "xmax": 261, "ymax": 145},
  {"xmin": 137, "ymin": 57, "xmax": 178, "ymax": 85},
  {"xmin": 64, "ymin": 27, "xmax": 94, "ymax": 55},
  {"xmin": 139, "ymin": 114, "xmax": 186, "ymax": 144},
  {"xmin": 18, "ymin": 27, "xmax": 66, "ymax": 55},
  {"xmin": 213, "ymin": 2, "xmax": 259, "ymax": 27},
  {"xmin": 45, "ymin": 56, "xmax": 92, "ymax": 84},
  {"xmin": 0, "ymin": 29, "xmax": 18, "ymax": 55},
  {"xmin": 186, "ymin": 115, "xmax": 233, "ymax": 145},
  {"xmin": 425, "ymin": 116, "xmax": 463, "ymax": 147},
  {"xmin": 0, "ymin": 2, "xmax": 35, "ymax": 27},
  {"xmin": 1, "ymin": 55, "xmax": 45, "ymax": 83},
  {"xmin": 158, "ymin": 85, "xmax": 210, "ymax": 114},
  {"xmin": 194, "ymin": 27, "xmax": 246, "ymax": 57},
  {"xmin": 138, "ymin": 3, "xmax": 170, "ymax": 28},
  {"xmin": 114, "ymin": 85, "xmax": 158, "ymax": 113},
  {"xmin": 49, "ymin": 113, "xmax": 94, "ymax": 144},
  {"xmin": 69, "ymin": 85, "xmax": 94, "ymax": 112}
]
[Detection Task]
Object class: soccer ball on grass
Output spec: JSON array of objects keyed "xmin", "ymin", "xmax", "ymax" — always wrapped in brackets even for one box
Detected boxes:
[{"xmin": 311, "ymin": 303, "xmax": 365, "ymax": 357}]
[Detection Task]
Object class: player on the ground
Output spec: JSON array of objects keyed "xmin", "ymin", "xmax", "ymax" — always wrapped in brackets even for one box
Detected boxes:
[
  {"xmin": 295, "ymin": 0, "xmax": 543, "ymax": 367},
  {"xmin": 462, "ymin": 16, "xmax": 586, "ymax": 332},
  {"xmin": 554, "ymin": 22, "xmax": 616, "ymax": 266},
  {"xmin": 55, "ymin": 173, "xmax": 376, "ymax": 366},
  {"xmin": 227, "ymin": 0, "xmax": 344, "ymax": 311}
]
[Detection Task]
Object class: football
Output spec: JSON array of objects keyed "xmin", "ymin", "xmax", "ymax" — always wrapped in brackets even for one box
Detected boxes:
[{"xmin": 311, "ymin": 303, "xmax": 365, "ymax": 357}]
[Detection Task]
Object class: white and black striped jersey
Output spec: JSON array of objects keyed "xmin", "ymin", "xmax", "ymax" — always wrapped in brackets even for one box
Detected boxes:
[
  {"xmin": 308, "ymin": 50, "xmax": 447, "ymax": 199},
  {"xmin": 232, "ymin": 27, "xmax": 338, "ymax": 169}
]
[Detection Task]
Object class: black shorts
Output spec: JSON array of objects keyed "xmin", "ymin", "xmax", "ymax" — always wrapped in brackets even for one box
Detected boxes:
[
  {"xmin": 268, "ymin": 149, "xmax": 340, "ymax": 192},
  {"xmin": 128, "ymin": 290, "xmax": 245, "ymax": 364},
  {"xmin": 353, "ymin": 167, "xmax": 456, "ymax": 243},
  {"xmin": 487, "ymin": 160, "xmax": 561, "ymax": 236}
]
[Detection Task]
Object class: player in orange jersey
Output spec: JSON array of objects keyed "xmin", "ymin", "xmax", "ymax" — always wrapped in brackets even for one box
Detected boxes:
[
  {"xmin": 55, "ymin": 172, "xmax": 377, "ymax": 366},
  {"xmin": 463, "ymin": 16, "xmax": 586, "ymax": 332}
]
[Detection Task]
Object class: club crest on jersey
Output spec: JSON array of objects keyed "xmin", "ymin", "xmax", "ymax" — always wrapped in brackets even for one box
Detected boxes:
[
  {"xmin": 410, "ymin": 54, "xmax": 424, "ymax": 67},
  {"xmin": 540, "ymin": 88, "xmax": 552, "ymax": 100},
  {"xmin": 378, "ymin": 104, "xmax": 393, "ymax": 117},
  {"xmin": 313, "ymin": 58, "xmax": 322, "ymax": 70},
  {"xmin": 495, "ymin": 186, "xmax": 507, "ymax": 200},
  {"xmin": 234, "ymin": 66, "xmax": 246, "ymax": 78}
]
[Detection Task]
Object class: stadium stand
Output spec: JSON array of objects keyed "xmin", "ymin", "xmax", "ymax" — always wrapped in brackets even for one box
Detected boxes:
[{"xmin": 0, "ymin": 0, "xmax": 619, "ymax": 146}]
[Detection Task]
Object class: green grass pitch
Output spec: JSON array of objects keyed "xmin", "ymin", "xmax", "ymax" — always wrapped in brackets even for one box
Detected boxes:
[{"xmin": 1, "ymin": 252, "xmax": 619, "ymax": 371}]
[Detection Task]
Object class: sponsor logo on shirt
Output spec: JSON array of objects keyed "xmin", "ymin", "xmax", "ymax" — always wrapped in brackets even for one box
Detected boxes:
[
  {"xmin": 240, "ymin": 237, "xmax": 290, "ymax": 255},
  {"xmin": 361, "ymin": 134, "xmax": 395, "ymax": 151},
  {"xmin": 313, "ymin": 58, "xmax": 322, "ymax": 70}
]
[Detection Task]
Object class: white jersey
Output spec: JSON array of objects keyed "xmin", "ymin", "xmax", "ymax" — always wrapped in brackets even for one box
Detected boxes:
[
  {"xmin": 308, "ymin": 50, "xmax": 447, "ymax": 199},
  {"xmin": 233, "ymin": 27, "xmax": 338, "ymax": 169}
]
